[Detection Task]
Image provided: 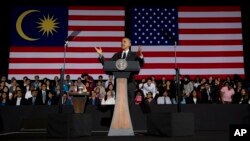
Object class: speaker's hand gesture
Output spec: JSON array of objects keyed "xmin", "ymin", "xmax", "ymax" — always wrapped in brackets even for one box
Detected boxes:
[
  {"xmin": 137, "ymin": 45, "xmax": 143, "ymax": 57},
  {"xmin": 94, "ymin": 47, "xmax": 103, "ymax": 56}
]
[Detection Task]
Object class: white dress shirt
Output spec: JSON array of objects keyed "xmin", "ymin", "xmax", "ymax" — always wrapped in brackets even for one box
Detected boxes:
[
  {"xmin": 143, "ymin": 83, "xmax": 156, "ymax": 98},
  {"xmin": 25, "ymin": 90, "xmax": 32, "ymax": 99},
  {"xmin": 101, "ymin": 97, "xmax": 115, "ymax": 105},
  {"xmin": 193, "ymin": 97, "xmax": 197, "ymax": 104},
  {"xmin": 42, "ymin": 90, "xmax": 46, "ymax": 104},
  {"xmin": 121, "ymin": 50, "xmax": 129, "ymax": 59},
  {"xmin": 157, "ymin": 96, "xmax": 172, "ymax": 104},
  {"xmin": 16, "ymin": 97, "xmax": 22, "ymax": 106}
]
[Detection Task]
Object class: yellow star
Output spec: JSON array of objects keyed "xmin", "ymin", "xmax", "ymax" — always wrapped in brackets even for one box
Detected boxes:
[{"xmin": 37, "ymin": 14, "xmax": 59, "ymax": 36}]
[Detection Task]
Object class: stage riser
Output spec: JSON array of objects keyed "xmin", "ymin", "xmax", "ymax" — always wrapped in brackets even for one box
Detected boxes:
[
  {"xmin": 147, "ymin": 113, "xmax": 195, "ymax": 136},
  {"xmin": 0, "ymin": 105, "xmax": 249, "ymax": 133},
  {"xmin": 47, "ymin": 113, "xmax": 92, "ymax": 137}
]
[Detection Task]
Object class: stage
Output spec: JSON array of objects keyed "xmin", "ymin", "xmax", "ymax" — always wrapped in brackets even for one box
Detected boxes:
[
  {"xmin": 0, "ymin": 104, "xmax": 249, "ymax": 140},
  {"xmin": 0, "ymin": 130, "xmax": 228, "ymax": 141}
]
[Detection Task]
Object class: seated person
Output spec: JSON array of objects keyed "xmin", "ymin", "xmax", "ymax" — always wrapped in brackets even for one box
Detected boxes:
[
  {"xmin": 88, "ymin": 90, "xmax": 101, "ymax": 106},
  {"xmin": 134, "ymin": 89, "xmax": 144, "ymax": 105},
  {"xmin": 101, "ymin": 90, "xmax": 115, "ymax": 105},
  {"xmin": 144, "ymin": 92, "xmax": 156, "ymax": 104},
  {"xmin": 27, "ymin": 89, "xmax": 42, "ymax": 105},
  {"xmin": 157, "ymin": 90, "xmax": 172, "ymax": 104},
  {"xmin": 46, "ymin": 91, "xmax": 57, "ymax": 105}
]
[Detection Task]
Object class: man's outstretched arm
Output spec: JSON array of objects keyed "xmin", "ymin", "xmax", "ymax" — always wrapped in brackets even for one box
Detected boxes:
[
  {"xmin": 94, "ymin": 47, "xmax": 104, "ymax": 65},
  {"xmin": 137, "ymin": 46, "xmax": 144, "ymax": 67}
]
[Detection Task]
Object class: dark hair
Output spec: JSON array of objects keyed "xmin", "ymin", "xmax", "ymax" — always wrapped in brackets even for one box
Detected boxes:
[
  {"xmin": 106, "ymin": 84, "xmax": 113, "ymax": 92},
  {"xmin": 147, "ymin": 92, "xmax": 153, "ymax": 96},
  {"xmin": 81, "ymin": 73, "xmax": 88, "ymax": 78},
  {"xmin": 0, "ymin": 92, "xmax": 9, "ymax": 103},
  {"xmin": 104, "ymin": 90, "xmax": 112, "ymax": 101},
  {"xmin": 104, "ymin": 95, "xmax": 108, "ymax": 101},
  {"xmin": 23, "ymin": 76, "xmax": 28, "ymax": 80},
  {"xmin": 104, "ymin": 91, "xmax": 109, "ymax": 101},
  {"xmin": 135, "ymin": 89, "xmax": 144, "ymax": 98},
  {"xmin": 223, "ymin": 81, "xmax": 229, "ymax": 86},
  {"xmin": 184, "ymin": 75, "xmax": 190, "ymax": 80},
  {"xmin": 146, "ymin": 78, "xmax": 152, "ymax": 82}
]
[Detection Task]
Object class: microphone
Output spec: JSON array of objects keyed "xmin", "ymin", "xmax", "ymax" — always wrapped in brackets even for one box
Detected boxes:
[{"xmin": 65, "ymin": 30, "xmax": 81, "ymax": 42}]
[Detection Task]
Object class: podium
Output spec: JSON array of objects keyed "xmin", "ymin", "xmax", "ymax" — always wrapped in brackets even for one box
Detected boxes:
[
  {"xmin": 69, "ymin": 92, "xmax": 89, "ymax": 113},
  {"xmin": 103, "ymin": 60, "xmax": 140, "ymax": 136}
]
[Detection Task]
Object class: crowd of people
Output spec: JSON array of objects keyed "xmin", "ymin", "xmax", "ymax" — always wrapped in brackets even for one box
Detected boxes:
[{"xmin": 0, "ymin": 73, "xmax": 249, "ymax": 106}]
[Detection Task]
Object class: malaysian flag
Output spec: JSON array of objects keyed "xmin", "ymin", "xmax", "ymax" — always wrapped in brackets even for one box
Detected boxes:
[
  {"xmin": 9, "ymin": 6, "xmax": 244, "ymax": 80},
  {"xmin": 131, "ymin": 6, "xmax": 244, "ymax": 79},
  {"xmin": 9, "ymin": 6, "xmax": 125, "ymax": 80}
]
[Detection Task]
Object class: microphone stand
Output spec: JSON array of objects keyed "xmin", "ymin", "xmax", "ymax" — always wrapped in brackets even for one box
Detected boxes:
[
  {"xmin": 58, "ymin": 40, "xmax": 68, "ymax": 113},
  {"xmin": 58, "ymin": 31, "xmax": 80, "ymax": 113},
  {"xmin": 174, "ymin": 41, "xmax": 181, "ymax": 112}
]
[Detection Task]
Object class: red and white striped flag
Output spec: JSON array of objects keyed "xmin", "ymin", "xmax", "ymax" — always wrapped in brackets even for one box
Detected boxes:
[
  {"xmin": 9, "ymin": 6, "xmax": 125, "ymax": 80},
  {"xmin": 8, "ymin": 6, "xmax": 244, "ymax": 80},
  {"xmin": 131, "ymin": 6, "xmax": 244, "ymax": 80}
]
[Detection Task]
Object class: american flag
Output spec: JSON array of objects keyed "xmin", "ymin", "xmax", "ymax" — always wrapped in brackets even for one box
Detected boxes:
[
  {"xmin": 8, "ymin": 6, "xmax": 244, "ymax": 80},
  {"xmin": 131, "ymin": 6, "xmax": 244, "ymax": 79}
]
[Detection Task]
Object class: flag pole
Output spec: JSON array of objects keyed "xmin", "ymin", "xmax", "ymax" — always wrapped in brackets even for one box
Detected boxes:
[
  {"xmin": 58, "ymin": 31, "xmax": 81, "ymax": 113},
  {"xmin": 174, "ymin": 41, "xmax": 181, "ymax": 112},
  {"xmin": 63, "ymin": 40, "xmax": 68, "ymax": 71},
  {"xmin": 58, "ymin": 40, "xmax": 68, "ymax": 113}
]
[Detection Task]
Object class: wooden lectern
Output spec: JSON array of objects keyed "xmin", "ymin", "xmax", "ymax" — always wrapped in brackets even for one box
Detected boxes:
[
  {"xmin": 103, "ymin": 60, "xmax": 140, "ymax": 136},
  {"xmin": 69, "ymin": 92, "xmax": 89, "ymax": 113}
]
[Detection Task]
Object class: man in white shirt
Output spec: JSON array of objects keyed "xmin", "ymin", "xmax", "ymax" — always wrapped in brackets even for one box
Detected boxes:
[
  {"xmin": 143, "ymin": 78, "xmax": 157, "ymax": 98},
  {"xmin": 157, "ymin": 91, "xmax": 172, "ymax": 104}
]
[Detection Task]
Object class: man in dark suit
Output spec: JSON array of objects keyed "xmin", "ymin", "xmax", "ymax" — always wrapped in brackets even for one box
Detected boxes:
[
  {"xmin": 95, "ymin": 37, "xmax": 144, "ymax": 105},
  {"xmin": 88, "ymin": 90, "xmax": 101, "ymax": 106},
  {"xmin": 27, "ymin": 90, "xmax": 43, "ymax": 105},
  {"xmin": 37, "ymin": 83, "xmax": 49, "ymax": 105},
  {"xmin": 201, "ymin": 83, "xmax": 216, "ymax": 103},
  {"xmin": 11, "ymin": 90, "xmax": 27, "ymax": 106}
]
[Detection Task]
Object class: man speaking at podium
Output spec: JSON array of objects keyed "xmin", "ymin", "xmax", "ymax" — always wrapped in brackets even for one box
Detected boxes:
[{"xmin": 95, "ymin": 37, "xmax": 144, "ymax": 105}]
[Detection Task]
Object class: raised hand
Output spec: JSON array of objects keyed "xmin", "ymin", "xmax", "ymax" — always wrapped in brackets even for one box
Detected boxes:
[
  {"xmin": 137, "ymin": 45, "xmax": 143, "ymax": 56},
  {"xmin": 94, "ymin": 47, "xmax": 103, "ymax": 56}
]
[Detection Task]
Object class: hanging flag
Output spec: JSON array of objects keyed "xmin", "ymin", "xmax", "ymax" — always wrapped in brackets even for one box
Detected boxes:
[
  {"xmin": 8, "ymin": 6, "xmax": 244, "ymax": 80},
  {"xmin": 131, "ymin": 6, "xmax": 244, "ymax": 79},
  {"xmin": 9, "ymin": 6, "xmax": 125, "ymax": 80}
]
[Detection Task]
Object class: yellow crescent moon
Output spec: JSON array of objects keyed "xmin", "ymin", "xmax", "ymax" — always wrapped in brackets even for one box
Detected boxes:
[{"xmin": 16, "ymin": 10, "xmax": 40, "ymax": 41}]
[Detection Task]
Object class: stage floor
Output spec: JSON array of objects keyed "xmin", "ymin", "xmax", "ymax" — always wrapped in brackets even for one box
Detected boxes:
[{"xmin": 0, "ymin": 131, "xmax": 229, "ymax": 141}]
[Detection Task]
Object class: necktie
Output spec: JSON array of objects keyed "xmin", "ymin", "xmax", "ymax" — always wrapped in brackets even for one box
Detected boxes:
[
  {"xmin": 207, "ymin": 90, "xmax": 210, "ymax": 100},
  {"xmin": 42, "ymin": 91, "xmax": 46, "ymax": 104},
  {"xmin": 122, "ymin": 52, "xmax": 126, "ymax": 59},
  {"xmin": 48, "ymin": 100, "xmax": 51, "ymax": 105},
  {"xmin": 164, "ymin": 97, "xmax": 166, "ymax": 104},
  {"xmin": 32, "ymin": 97, "xmax": 36, "ymax": 105}
]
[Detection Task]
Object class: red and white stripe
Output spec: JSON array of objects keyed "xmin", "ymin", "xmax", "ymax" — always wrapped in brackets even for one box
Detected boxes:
[
  {"xmin": 8, "ymin": 6, "xmax": 125, "ymax": 80},
  {"xmin": 133, "ymin": 6, "xmax": 244, "ymax": 79},
  {"xmin": 8, "ymin": 6, "xmax": 244, "ymax": 80}
]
